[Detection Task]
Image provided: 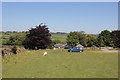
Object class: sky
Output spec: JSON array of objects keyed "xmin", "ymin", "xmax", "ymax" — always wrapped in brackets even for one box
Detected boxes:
[
  {"xmin": 2, "ymin": 2, "xmax": 118, "ymax": 34},
  {"xmin": 1, "ymin": 0, "xmax": 120, "ymax": 2}
]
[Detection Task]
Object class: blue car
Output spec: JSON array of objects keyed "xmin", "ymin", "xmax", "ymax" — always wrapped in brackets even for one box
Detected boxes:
[{"xmin": 68, "ymin": 47, "xmax": 83, "ymax": 52}]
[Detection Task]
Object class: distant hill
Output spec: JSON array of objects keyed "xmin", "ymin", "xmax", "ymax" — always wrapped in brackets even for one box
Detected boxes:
[{"xmin": 51, "ymin": 33, "xmax": 67, "ymax": 43}]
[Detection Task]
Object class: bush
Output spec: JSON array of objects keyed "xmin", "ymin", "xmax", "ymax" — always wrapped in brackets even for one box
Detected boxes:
[
  {"xmin": 11, "ymin": 46, "xmax": 17, "ymax": 54},
  {"xmin": 2, "ymin": 50, "xmax": 4, "ymax": 56}
]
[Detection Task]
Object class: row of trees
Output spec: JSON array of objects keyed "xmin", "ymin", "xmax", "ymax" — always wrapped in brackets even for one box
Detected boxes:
[
  {"xmin": 96, "ymin": 30, "xmax": 120, "ymax": 48},
  {"xmin": 66, "ymin": 30, "xmax": 120, "ymax": 48},
  {"xmin": 2, "ymin": 24, "xmax": 120, "ymax": 49}
]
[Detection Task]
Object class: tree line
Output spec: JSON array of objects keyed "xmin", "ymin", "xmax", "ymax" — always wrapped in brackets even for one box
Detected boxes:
[
  {"xmin": 66, "ymin": 30, "xmax": 120, "ymax": 48},
  {"xmin": 2, "ymin": 24, "xmax": 120, "ymax": 49}
]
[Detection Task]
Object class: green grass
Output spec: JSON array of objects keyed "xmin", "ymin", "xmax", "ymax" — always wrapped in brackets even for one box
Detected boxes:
[
  {"xmin": 51, "ymin": 33, "xmax": 67, "ymax": 43},
  {"xmin": 0, "ymin": 35, "xmax": 10, "ymax": 39},
  {"xmin": 0, "ymin": 35, "xmax": 9, "ymax": 45},
  {"xmin": 2, "ymin": 49, "xmax": 118, "ymax": 78}
]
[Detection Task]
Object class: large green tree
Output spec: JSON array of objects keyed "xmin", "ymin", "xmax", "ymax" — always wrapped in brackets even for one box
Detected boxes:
[
  {"xmin": 66, "ymin": 31, "xmax": 87, "ymax": 47},
  {"xmin": 111, "ymin": 30, "xmax": 120, "ymax": 48},
  {"xmin": 76, "ymin": 31, "xmax": 87, "ymax": 47},
  {"xmin": 66, "ymin": 32, "xmax": 79, "ymax": 47},
  {"xmin": 97, "ymin": 30, "xmax": 112, "ymax": 47},
  {"xmin": 86, "ymin": 34, "xmax": 96, "ymax": 47},
  {"xmin": 24, "ymin": 24, "xmax": 52, "ymax": 49}
]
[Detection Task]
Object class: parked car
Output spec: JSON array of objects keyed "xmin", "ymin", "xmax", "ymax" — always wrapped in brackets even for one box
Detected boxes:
[{"xmin": 68, "ymin": 47, "xmax": 83, "ymax": 52}]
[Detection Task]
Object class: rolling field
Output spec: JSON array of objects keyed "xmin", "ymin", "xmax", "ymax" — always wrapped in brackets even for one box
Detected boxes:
[
  {"xmin": 51, "ymin": 33, "xmax": 67, "ymax": 43},
  {"xmin": 2, "ymin": 49, "xmax": 118, "ymax": 78}
]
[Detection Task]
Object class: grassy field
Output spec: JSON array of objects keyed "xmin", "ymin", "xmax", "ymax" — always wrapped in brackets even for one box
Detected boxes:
[
  {"xmin": 51, "ymin": 33, "xmax": 67, "ymax": 43},
  {"xmin": 2, "ymin": 49, "xmax": 118, "ymax": 78}
]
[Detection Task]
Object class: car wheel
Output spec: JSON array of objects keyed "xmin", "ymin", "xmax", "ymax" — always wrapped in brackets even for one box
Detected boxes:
[
  {"xmin": 69, "ymin": 50, "xmax": 72, "ymax": 52},
  {"xmin": 68, "ymin": 50, "xmax": 70, "ymax": 52}
]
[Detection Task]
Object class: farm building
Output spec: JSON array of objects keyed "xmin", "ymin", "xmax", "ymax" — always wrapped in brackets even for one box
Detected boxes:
[
  {"xmin": 54, "ymin": 44, "xmax": 84, "ymax": 49},
  {"xmin": 76, "ymin": 44, "xmax": 84, "ymax": 48},
  {"xmin": 54, "ymin": 43, "xmax": 67, "ymax": 48}
]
